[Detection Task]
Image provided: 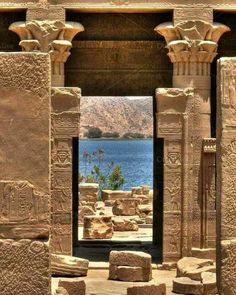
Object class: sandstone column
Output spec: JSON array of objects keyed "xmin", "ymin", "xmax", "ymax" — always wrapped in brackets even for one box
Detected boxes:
[
  {"xmin": 155, "ymin": 20, "xmax": 229, "ymax": 251},
  {"xmin": 156, "ymin": 88, "xmax": 194, "ymax": 261},
  {"xmin": 0, "ymin": 52, "xmax": 51, "ymax": 294},
  {"xmin": 217, "ymin": 57, "xmax": 236, "ymax": 295},
  {"xmin": 9, "ymin": 20, "xmax": 84, "ymax": 87},
  {"xmin": 51, "ymin": 87, "xmax": 80, "ymax": 255}
]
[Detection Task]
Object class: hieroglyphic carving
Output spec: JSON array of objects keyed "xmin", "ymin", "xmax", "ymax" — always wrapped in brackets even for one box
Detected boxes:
[
  {"xmin": 156, "ymin": 88, "xmax": 194, "ymax": 261},
  {"xmin": 0, "ymin": 52, "xmax": 51, "ymax": 295},
  {"xmin": 217, "ymin": 57, "xmax": 236, "ymax": 294},
  {"xmin": 202, "ymin": 139, "xmax": 216, "ymax": 249},
  {"xmin": 50, "ymin": 87, "xmax": 80, "ymax": 255},
  {"xmin": 174, "ymin": 8, "xmax": 213, "ymax": 25},
  {"xmin": 0, "ymin": 239, "xmax": 50, "ymax": 295}
]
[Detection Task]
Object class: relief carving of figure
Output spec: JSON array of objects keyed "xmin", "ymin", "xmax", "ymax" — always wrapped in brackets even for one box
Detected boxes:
[{"xmin": 166, "ymin": 177, "xmax": 181, "ymax": 210}]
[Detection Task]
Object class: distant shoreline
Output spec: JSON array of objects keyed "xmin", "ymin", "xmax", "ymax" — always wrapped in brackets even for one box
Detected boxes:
[{"xmin": 79, "ymin": 138, "xmax": 153, "ymax": 141}]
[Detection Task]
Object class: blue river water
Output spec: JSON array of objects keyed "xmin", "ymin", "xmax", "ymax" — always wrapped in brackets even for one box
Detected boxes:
[{"xmin": 79, "ymin": 139, "xmax": 153, "ymax": 190}]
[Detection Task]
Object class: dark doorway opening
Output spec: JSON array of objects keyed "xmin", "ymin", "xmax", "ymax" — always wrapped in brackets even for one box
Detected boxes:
[{"xmin": 67, "ymin": 12, "xmax": 173, "ymax": 262}]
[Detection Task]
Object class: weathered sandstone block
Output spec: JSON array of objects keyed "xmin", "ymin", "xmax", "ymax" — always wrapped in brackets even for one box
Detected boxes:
[
  {"xmin": 138, "ymin": 205, "xmax": 153, "ymax": 218},
  {"xmin": 127, "ymin": 284, "xmax": 166, "ymax": 295},
  {"xmin": 141, "ymin": 185, "xmax": 150, "ymax": 195},
  {"xmin": 102, "ymin": 190, "xmax": 131, "ymax": 201},
  {"xmin": 113, "ymin": 217, "xmax": 139, "ymax": 231},
  {"xmin": 109, "ymin": 251, "xmax": 152, "ymax": 282},
  {"xmin": 83, "ymin": 216, "xmax": 113, "ymax": 239},
  {"xmin": 131, "ymin": 187, "xmax": 143, "ymax": 195},
  {"xmin": 79, "ymin": 183, "xmax": 99, "ymax": 203},
  {"xmin": 78, "ymin": 205, "xmax": 96, "ymax": 224},
  {"xmin": 112, "ymin": 198, "xmax": 138, "ymax": 216},
  {"xmin": 177, "ymin": 257, "xmax": 215, "ymax": 281},
  {"xmin": 109, "ymin": 251, "xmax": 152, "ymax": 267},
  {"xmin": 173, "ymin": 277, "xmax": 204, "ymax": 295},
  {"xmin": 51, "ymin": 254, "xmax": 89, "ymax": 276},
  {"xmin": 58, "ymin": 280, "xmax": 86, "ymax": 295},
  {"xmin": 109, "ymin": 265, "xmax": 151, "ymax": 282},
  {"xmin": 201, "ymin": 272, "xmax": 217, "ymax": 294},
  {"xmin": 0, "ymin": 239, "xmax": 50, "ymax": 295}
]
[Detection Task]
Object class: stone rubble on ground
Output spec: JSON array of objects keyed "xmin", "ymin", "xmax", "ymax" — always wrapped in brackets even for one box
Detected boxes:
[
  {"xmin": 51, "ymin": 254, "xmax": 89, "ymax": 276},
  {"xmin": 173, "ymin": 257, "xmax": 217, "ymax": 294}
]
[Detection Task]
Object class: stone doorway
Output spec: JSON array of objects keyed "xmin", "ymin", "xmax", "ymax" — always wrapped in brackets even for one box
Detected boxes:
[{"xmin": 65, "ymin": 12, "xmax": 173, "ymax": 262}]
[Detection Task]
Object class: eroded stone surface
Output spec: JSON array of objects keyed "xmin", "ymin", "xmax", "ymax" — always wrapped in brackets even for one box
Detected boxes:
[
  {"xmin": 112, "ymin": 198, "xmax": 138, "ymax": 216},
  {"xmin": 51, "ymin": 254, "xmax": 89, "ymax": 276},
  {"xmin": 58, "ymin": 280, "xmax": 86, "ymax": 295},
  {"xmin": 109, "ymin": 251, "xmax": 152, "ymax": 282},
  {"xmin": 217, "ymin": 58, "xmax": 236, "ymax": 295},
  {"xmin": 177, "ymin": 257, "xmax": 215, "ymax": 281},
  {"xmin": 79, "ymin": 183, "xmax": 99, "ymax": 203},
  {"xmin": 0, "ymin": 239, "xmax": 50, "ymax": 295},
  {"xmin": 83, "ymin": 216, "xmax": 113, "ymax": 239},
  {"xmin": 109, "ymin": 265, "xmax": 152, "ymax": 282},
  {"xmin": 113, "ymin": 217, "xmax": 139, "ymax": 231},
  {"xmin": 127, "ymin": 284, "xmax": 166, "ymax": 295},
  {"xmin": 173, "ymin": 277, "xmax": 204, "ymax": 295},
  {"xmin": 51, "ymin": 87, "xmax": 80, "ymax": 256}
]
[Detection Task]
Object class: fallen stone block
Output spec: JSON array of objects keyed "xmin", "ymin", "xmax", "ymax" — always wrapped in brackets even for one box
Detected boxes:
[
  {"xmin": 145, "ymin": 216, "xmax": 153, "ymax": 224},
  {"xmin": 79, "ymin": 183, "xmax": 99, "ymax": 203},
  {"xmin": 78, "ymin": 205, "xmax": 96, "ymax": 224},
  {"xmin": 173, "ymin": 277, "xmax": 204, "ymax": 295},
  {"xmin": 83, "ymin": 215, "xmax": 113, "ymax": 239},
  {"xmin": 131, "ymin": 187, "xmax": 143, "ymax": 195},
  {"xmin": 58, "ymin": 280, "xmax": 86, "ymax": 295},
  {"xmin": 113, "ymin": 217, "xmax": 139, "ymax": 231},
  {"xmin": 138, "ymin": 205, "xmax": 153, "ymax": 218},
  {"xmin": 201, "ymin": 272, "xmax": 217, "ymax": 294},
  {"xmin": 104, "ymin": 200, "xmax": 116, "ymax": 207},
  {"xmin": 127, "ymin": 284, "xmax": 166, "ymax": 295},
  {"xmin": 109, "ymin": 251, "xmax": 152, "ymax": 282},
  {"xmin": 141, "ymin": 185, "xmax": 150, "ymax": 195},
  {"xmin": 109, "ymin": 251, "xmax": 152, "ymax": 268},
  {"xmin": 112, "ymin": 198, "xmax": 138, "ymax": 216},
  {"xmin": 177, "ymin": 257, "xmax": 215, "ymax": 281},
  {"xmin": 102, "ymin": 190, "xmax": 131, "ymax": 201},
  {"xmin": 109, "ymin": 265, "xmax": 152, "ymax": 282},
  {"xmin": 51, "ymin": 254, "xmax": 89, "ymax": 276}
]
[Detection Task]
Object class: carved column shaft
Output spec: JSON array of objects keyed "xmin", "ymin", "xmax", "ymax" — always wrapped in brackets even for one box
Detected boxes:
[
  {"xmin": 156, "ymin": 88, "xmax": 194, "ymax": 261},
  {"xmin": 155, "ymin": 20, "xmax": 230, "ymax": 251}
]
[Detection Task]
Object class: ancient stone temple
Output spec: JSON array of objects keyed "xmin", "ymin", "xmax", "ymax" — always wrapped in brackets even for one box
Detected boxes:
[{"xmin": 0, "ymin": 1, "xmax": 236, "ymax": 295}]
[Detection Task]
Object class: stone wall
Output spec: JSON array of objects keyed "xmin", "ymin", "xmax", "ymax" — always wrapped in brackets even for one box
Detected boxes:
[
  {"xmin": 217, "ymin": 57, "xmax": 236, "ymax": 295},
  {"xmin": 0, "ymin": 52, "xmax": 51, "ymax": 295}
]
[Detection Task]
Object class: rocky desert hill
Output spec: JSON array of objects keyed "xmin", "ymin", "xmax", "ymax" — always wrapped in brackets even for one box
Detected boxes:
[{"xmin": 80, "ymin": 96, "xmax": 153, "ymax": 138}]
